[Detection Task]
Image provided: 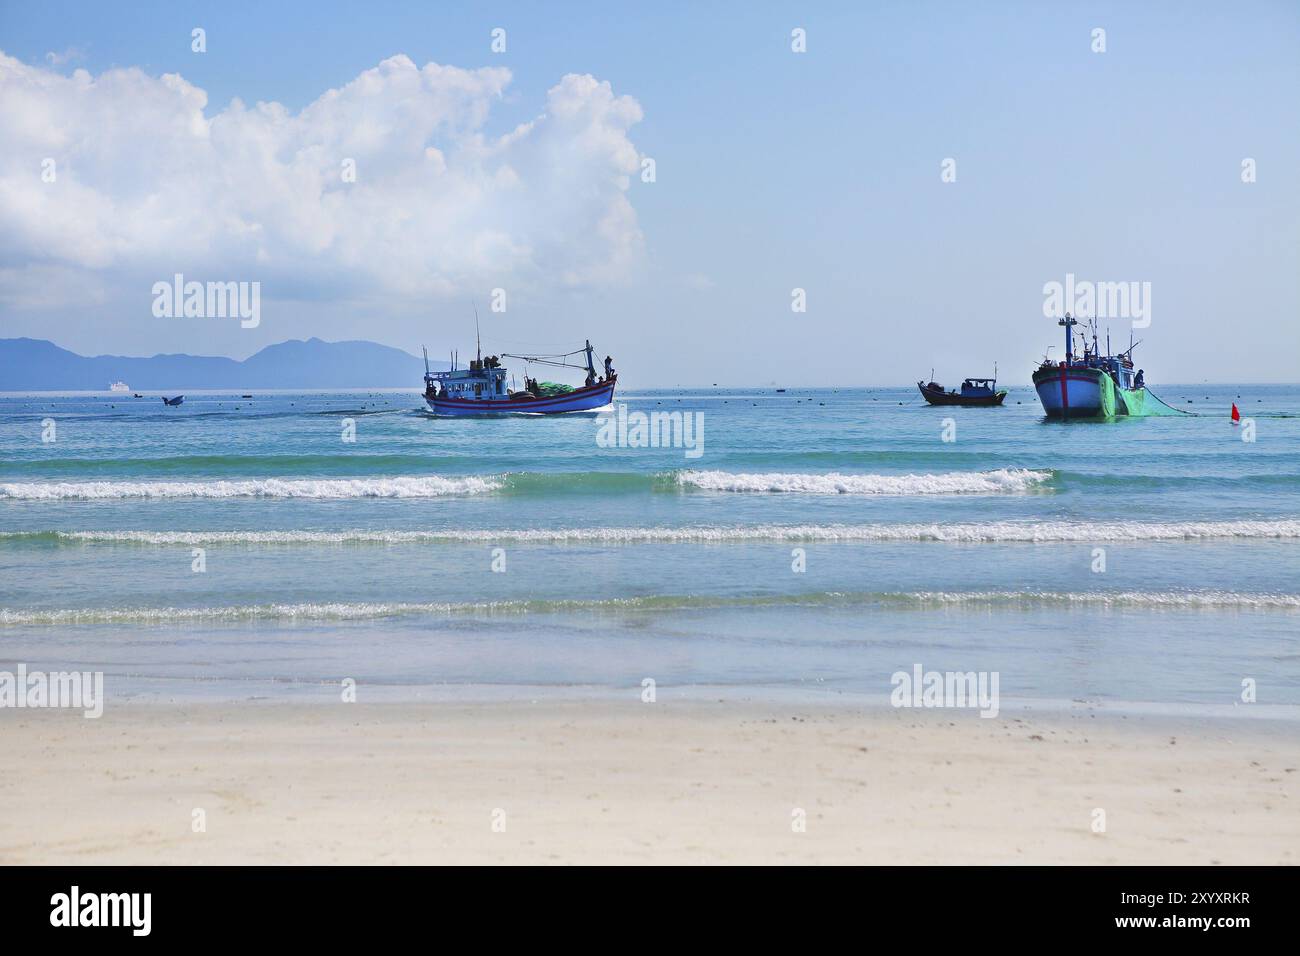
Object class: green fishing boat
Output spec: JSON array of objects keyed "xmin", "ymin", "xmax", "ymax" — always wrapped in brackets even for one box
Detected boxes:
[{"xmin": 1032, "ymin": 315, "xmax": 1178, "ymax": 420}]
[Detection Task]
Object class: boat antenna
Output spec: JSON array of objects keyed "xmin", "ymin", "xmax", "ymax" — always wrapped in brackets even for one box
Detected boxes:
[{"xmin": 473, "ymin": 301, "xmax": 481, "ymax": 364}]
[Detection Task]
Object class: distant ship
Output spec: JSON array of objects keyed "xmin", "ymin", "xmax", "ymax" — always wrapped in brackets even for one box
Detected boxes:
[
  {"xmin": 1032, "ymin": 314, "xmax": 1158, "ymax": 419},
  {"xmin": 108, "ymin": 381, "xmax": 129, "ymax": 392},
  {"xmin": 423, "ymin": 337, "xmax": 616, "ymax": 416}
]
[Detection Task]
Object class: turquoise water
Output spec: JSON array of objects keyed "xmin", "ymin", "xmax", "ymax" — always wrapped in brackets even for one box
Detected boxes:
[{"xmin": 1, "ymin": 384, "xmax": 1298, "ymax": 708}]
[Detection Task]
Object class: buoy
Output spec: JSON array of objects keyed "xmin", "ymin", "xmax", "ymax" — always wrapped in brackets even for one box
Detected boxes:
[{"xmin": 1231, "ymin": 403, "xmax": 1240, "ymax": 424}]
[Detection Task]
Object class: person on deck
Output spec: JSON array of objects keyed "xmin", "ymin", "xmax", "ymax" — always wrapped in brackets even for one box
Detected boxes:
[{"xmin": 604, "ymin": 355, "xmax": 615, "ymax": 379}]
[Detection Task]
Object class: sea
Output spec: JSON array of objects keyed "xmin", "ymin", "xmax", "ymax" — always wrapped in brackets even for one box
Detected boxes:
[{"xmin": 2, "ymin": 384, "xmax": 1297, "ymax": 713}]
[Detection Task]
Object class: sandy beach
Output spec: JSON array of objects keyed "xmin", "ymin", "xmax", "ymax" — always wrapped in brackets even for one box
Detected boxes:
[{"xmin": 1, "ymin": 698, "xmax": 1295, "ymax": 865}]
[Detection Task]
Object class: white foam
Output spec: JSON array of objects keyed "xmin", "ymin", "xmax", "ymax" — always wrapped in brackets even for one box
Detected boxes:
[
  {"xmin": 676, "ymin": 468, "xmax": 1052, "ymax": 495},
  {"xmin": 17, "ymin": 518, "xmax": 1300, "ymax": 545},
  {"xmin": 0, "ymin": 475, "xmax": 502, "ymax": 500},
  {"xmin": 0, "ymin": 602, "xmax": 476, "ymax": 625},
  {"xmin": 898, "ymin": 590, "xmax": 1300, "ymax": 609},
  {"xmin": 2, "ymin": 589, "xmax": 1295, "ymax": 626}
]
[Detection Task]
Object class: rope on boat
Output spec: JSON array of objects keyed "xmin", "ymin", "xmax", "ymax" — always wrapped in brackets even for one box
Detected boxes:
[
  {"xmin": 1143, "ymin": 388, "xmax": 1295, "ymax": 418},
  {"xmin": 499, "ymin": 347, "xmax": 592, "ymax": 371},
  {"xmin": 1143, "ymin": 387, "xmax": 1198, "ymax": 415}
]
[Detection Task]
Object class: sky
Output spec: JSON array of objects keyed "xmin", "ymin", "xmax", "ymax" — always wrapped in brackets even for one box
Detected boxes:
[{"xmin": 1, "ymin": 0, "xmax": 1297, "ymax": 385}]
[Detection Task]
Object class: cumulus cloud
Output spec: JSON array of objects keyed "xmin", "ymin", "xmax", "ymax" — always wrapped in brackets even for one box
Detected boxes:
[{"xmin": 0, "ymin": 52, "xmax": 646, "ymax": 312}]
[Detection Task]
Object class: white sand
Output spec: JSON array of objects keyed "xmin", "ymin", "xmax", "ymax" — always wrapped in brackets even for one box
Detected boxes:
[{"xmin": 1, "ymin": 699, "xmax": 1295, "ymax": 864}]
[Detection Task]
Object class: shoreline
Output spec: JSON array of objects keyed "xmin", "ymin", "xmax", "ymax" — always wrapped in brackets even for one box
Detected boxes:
[
  {"xmin": 2, "ymin": 698, "xmax": 1295, "ymax": 865},
  {"xmin": 54, "ymin": 681, "xmax": 1300, "ymax": 722}
]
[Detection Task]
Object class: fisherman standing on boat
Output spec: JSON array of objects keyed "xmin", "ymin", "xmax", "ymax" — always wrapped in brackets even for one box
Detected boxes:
[{"xmin": 604, "ymin": 355, "xmax": 615, "ymax": 379}]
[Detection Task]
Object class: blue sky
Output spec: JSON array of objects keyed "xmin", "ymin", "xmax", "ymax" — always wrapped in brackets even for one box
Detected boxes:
[{"xmin": 2, "ymin": 0, "xmax": 1297, "ymax": 384}]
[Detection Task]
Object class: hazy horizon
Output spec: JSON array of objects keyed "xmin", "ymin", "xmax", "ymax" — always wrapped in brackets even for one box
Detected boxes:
[{"xmin": 7, "ymin": 332, "xmax": 1295, "ymax": 389}]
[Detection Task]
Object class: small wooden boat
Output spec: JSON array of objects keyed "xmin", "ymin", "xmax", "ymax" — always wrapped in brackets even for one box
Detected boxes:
[{"xmin": 918, "ymin": 373, "xmax": 1006, "ymax": 407}]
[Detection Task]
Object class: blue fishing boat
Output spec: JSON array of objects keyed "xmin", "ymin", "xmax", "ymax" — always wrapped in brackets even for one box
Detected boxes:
[
  {"xmin": 1032, "ymin": 314, "xmax": 1159, "ymax": 419},
  {"xmin": 423, "ymin": 338, "xmax": 616, "ymax": 416}
]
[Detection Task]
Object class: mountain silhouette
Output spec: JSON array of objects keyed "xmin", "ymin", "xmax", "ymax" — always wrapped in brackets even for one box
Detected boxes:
[{"xmin": 0, "ymin": 337, "xmax": 444, "ymax": 390}]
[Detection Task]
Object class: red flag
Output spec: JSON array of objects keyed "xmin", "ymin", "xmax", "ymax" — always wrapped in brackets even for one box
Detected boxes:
[{"xmin": 1231, "ymin": 403, "xmax": 1240, "ymax": 423}]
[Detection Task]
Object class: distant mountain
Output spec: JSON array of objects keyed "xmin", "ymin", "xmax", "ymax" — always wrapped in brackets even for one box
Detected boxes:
[{"xmin": 0, "ymin": 338, "xmax": 444, "ymax": 390}]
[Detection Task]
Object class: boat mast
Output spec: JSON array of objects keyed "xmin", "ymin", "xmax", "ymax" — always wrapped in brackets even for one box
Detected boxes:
[
  {"xmin": 585, "ymin": 339, "xmax": 596, "ymax": 378},
  {"xmin": 1059, "ymin": 312, "xmax": 1078, "ymax": 364},
  {"xmin": 474, "ymin": 304, "xmax": 482, "ymax": 365}
]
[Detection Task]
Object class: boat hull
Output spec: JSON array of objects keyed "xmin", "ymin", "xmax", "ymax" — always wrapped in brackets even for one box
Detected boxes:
[
  {"xmin": 917, "ymin": 383, "xmax": 1007, "ymax": 406},
  {"xmin": 426, "ymin": 377, "xmax": 616, "ymax": 416},
  {"xmin": 1032, "ymin": 366, "xmax": 1151, "ymax": 419}
]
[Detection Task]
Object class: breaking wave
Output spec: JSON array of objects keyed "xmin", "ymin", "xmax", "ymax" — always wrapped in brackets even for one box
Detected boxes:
[
  {"xmin": 0, "ymin": 468, "xmax": 1051, "ymax": 500},
  {"xmin": 4, "ymin": 518, "xmax": 1300, "ymax": 546},
  {"xmin": 674, "ymin": 468, "xmax": 1053, "ymax": 495},
  {"xmin": 0, "ymin": 475, "xmax": 503, "ymax": 500},
  {"xmin": 3, "ymin": 589, "xmax": 1296, "ymax": 626}
]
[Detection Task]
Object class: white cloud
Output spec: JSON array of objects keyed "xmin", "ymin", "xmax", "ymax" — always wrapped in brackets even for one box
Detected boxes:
[
  {"xmin": 43, "ymin": 47, "xmax": 85, "ymax": 68},
  {"xmin": 0, "ymin": 52, "xmax": 646, "ymax": 311}
]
